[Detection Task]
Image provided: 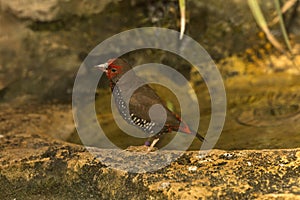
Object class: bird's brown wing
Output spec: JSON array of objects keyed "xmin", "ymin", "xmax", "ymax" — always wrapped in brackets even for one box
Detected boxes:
[{"xmin": 129, "ymin": 84, "xmax": 181, "ymax": 127}]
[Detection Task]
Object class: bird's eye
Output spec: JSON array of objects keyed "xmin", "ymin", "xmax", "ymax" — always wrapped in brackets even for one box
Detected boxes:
[{"xmin": 111, "ymin": 68, "xmax": 117, "ymax": 73}]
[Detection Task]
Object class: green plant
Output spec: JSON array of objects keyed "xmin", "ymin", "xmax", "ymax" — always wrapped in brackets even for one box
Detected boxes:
[
  {"xmin": 248, "ymin": 0, "xmax": 296, "ymax": 54},
  {"xmin": 179, "ymin": 0, "xmax": 185, "ymax": 40}
]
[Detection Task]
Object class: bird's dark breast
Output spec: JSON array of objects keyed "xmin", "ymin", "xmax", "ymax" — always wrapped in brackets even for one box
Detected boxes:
[{"xmin": 112, "ymin": 85, "xmax": 161, "ymax": 136}]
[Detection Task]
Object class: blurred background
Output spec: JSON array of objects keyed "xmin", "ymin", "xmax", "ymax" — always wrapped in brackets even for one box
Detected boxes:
[{"xmin": 0, "ymin": 0, "xmax": 299, "ymax": 150}]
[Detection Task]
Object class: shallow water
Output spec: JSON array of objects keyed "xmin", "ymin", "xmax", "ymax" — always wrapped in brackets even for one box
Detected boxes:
[{"xmin": 91, "ymin": 73, "xmax": 300, "ymax": 150}]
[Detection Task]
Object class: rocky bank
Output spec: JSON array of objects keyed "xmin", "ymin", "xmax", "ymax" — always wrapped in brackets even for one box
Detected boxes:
[{"xmin": 0, "ymin": 103, "xmax": 299, "ymax": 199}]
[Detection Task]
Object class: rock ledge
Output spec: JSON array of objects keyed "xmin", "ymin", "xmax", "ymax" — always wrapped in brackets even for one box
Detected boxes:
[{"xmin": 0, "ymin": 130, "xmax": 299, "ymax": 199}]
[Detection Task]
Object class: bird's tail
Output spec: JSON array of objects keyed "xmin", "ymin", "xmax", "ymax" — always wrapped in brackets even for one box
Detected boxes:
[{"xmin": 195, "ymin": 131, "xmax": 206, "ymax": 142}]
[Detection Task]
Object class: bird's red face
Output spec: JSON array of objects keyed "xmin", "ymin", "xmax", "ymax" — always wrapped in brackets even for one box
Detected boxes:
[
  {"xmin": 96, "ymin": 58, "xmax": 123, "ymax": 80},
  {"xmin": 96, "ymin": 58, "xmax": 133, "ymax": 85},
  {"xmin": 104, "ymin": 59, "xmax": 123, "ymax": 80}
]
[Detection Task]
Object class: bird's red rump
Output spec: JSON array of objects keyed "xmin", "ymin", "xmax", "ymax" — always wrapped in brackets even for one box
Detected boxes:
[
  {"xmin": 167, "ymin": 122, "xmax": 193, "ymax": 134},
  {"xmin": 178, "ymin": 122, "xmax": 193, "ymax": 134},
  {"xmin": 173, "ymin": 113, "xmax": 193, "ymax": 134}
]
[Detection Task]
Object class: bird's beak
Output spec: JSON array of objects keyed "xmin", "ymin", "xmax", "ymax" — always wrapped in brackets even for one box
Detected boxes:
[{"xmin": 94, "ymin": 63, "xmax": 108, "ymax": 72}]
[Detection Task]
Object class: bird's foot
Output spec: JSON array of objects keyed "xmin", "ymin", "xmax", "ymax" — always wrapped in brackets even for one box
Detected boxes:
[{"xmin": 125, "ymin": 145, "xmax": 158, "ymax": 152}]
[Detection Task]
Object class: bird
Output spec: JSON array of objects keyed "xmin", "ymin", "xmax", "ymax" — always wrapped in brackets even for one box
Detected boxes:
[{"xmin": 95, "ymin": 58, "xmax": 205, "ymax": 151}]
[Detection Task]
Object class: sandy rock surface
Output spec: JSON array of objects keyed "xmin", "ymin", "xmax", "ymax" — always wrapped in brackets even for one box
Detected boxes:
[{"xmin": 0, "ymin": 103, "xmax": 299, "ymax": 199}]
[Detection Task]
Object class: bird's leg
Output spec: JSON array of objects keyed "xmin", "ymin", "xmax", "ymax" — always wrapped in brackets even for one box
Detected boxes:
[{"xmin": 147, "ymin": 138, "xmax": 159, "ymax": 153}]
